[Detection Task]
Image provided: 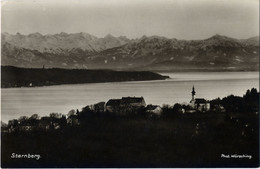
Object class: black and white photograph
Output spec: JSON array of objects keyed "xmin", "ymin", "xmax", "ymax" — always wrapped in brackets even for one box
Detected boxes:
[{"xmin": 1, "ymin": 0, "xmax": 259, "ymax": 167}]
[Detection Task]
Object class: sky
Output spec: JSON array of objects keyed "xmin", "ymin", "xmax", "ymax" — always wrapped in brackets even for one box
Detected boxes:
[{"xmin": 1, "ymin": 0, "xmax": 259, "ymax": 40}]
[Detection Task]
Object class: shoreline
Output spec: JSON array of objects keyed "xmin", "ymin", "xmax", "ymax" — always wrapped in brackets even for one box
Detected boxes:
[{"xmin": 1, "ymin": 66, "xmax": 169, "ymax": 88}]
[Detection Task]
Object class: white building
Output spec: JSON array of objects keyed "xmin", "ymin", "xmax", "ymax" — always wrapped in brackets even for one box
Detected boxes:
[{"xmin": 190, "ymin": 86, "xmax": 210, "ymax": 112}]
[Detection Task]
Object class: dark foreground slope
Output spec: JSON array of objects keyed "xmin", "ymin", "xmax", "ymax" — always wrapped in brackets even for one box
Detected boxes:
[
  {"xmin": 1, "ymin": 66, "xmax": 169, "ymax": 88},
  {"xmin": 1, "ymin": 114, "xmax": 258, "ymax": 168}
]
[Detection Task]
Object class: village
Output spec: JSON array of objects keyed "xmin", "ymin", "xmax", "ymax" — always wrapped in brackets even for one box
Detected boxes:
[
  {"xmin": 1, "ymin": 87, "xmax": 259, "ymax": 168},
  {"xmin": 1, "ymin": 86, "xmax": 229, "ymax": 133}
]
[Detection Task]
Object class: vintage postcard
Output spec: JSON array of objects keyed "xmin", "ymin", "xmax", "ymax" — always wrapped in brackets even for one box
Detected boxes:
[{"xmin": 1, "ymin": 0, "xmax": 259, "ymax": 167}]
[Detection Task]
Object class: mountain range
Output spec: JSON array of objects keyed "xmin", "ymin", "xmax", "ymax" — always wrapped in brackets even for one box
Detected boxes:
[{"xmin": 1, "ymin": 32, "xmax": 259, "ymax": 71}]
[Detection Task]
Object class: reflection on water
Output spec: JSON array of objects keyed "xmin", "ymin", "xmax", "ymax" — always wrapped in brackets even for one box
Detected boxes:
[{"xmin": 1, "ymin": 72, "xmax": 259, "ymax": 122}]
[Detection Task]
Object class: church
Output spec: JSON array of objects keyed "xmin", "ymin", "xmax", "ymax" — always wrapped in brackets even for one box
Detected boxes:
[{"xmin": 190, "ymin": 86, "xmax": 210, "ymax": 112}]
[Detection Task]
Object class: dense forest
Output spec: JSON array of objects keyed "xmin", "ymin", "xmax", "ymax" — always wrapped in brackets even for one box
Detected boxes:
[
  {"xmin": 1, "ymin": 66, "xmax": 169, "ymax": 88},
  {"xmin": 1, "ymin": 88, "xmax": 259, "ymax": 167}
]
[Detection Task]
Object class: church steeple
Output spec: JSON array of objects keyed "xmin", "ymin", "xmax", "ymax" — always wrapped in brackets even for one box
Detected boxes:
[{"xmin": 191, "ymin": 85, "xmax": 196, "ymax": 101}]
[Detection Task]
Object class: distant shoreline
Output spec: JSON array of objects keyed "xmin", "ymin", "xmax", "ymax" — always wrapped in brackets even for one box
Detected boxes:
[
  {"xmin": 1, "ymin": 66, "xmax": 169, "ymax": 88},
  {"xmin": 155, "ymin": 69, "xmax": 260, "ymax": 73}
]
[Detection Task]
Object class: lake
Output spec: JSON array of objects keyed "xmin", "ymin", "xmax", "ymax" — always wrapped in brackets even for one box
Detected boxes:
[{"xmin": 1, "ymin": 72, "xmax": 259, "ymax": 123}]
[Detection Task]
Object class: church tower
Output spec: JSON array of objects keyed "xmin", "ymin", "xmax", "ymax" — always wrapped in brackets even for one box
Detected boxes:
[
  {"xmin": 190, "ymin": 85, "xmax": 196, "ymax": 108},
  {"xmin": 191, "ymin": 85, "xmax": 196, "ymax": 101}
]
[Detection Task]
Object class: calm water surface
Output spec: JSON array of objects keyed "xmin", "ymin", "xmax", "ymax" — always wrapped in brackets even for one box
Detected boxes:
[{"xmin": 1, "ymin": 72, "xmax": 259, "ymax": 122}]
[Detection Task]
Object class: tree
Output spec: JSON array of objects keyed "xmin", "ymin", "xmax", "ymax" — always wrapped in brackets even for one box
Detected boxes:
[
  {"xmin": 162, "ymin": 104, "xmax": 172, "ymax": 109},
  {"xmin": 243, "ymin": 88, "xmax": 259, "ymax": 113},
  {"xmin": 251, "ymin": 88, "xmax": 258, "ymax": 96},
  {"xmin": 222, "ymin": 95, "xmax": 243, "ymax": 113},
  {"xmin": 245, "ymin": 89, "xmax": 250, "ymax": 97},
  {"xmin": 173, "ymin": 103, "xmax": 182, "ymax": 113},
  {"xmin": 68, "ymin": 109, "xmax": 76, "ymax": 117},
  {"xmin": 79, "ymin": 106, "xmax": 95, "ymax": 118},
  {"xmin": 50, "ymin": 112, "xmax": 62, "ymax": 119},
  {"xmin": 18, "ymin": 116, "xmax": 29, "ymax": 123},
  {"xmin": 29, "ymin": 114, "xmax": 40, "ymax": 120},
  {"xmin": 8, "ymin": 119, "xmax": 19, "ymax": 128}
]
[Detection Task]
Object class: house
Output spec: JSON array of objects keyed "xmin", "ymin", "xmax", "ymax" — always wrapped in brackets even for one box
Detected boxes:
[
  {"xmin": 190, "ymin": 86, "xmax": 210, "ymax": 112},
  {"xmin": 121, "ymin": 97, "xmax": 146, "ymax": 107},
  {"xmin": 212, "ymin": 104, "xmax": 226, "ymax": 112},
  {"xmin": 39, "ymin": 115, "xmax": 66, "ymax": 131},
  {"xmin": 146, "ymin": 105, "xmax": 163, "ymax": 117},
  {"xmin": 105, "ymin": 97, "xmax": 146, "ymax": 116},
  {"xmin": 19, "ymin": 118, "xmax": 40, "ymax": 132},
  {"xmin": 120, "ymin": 97, "xmax": 146, "ymax": 115},
  {"xmin": 194, "ymin": 98, "xmax": 210, "ymax": 112}
]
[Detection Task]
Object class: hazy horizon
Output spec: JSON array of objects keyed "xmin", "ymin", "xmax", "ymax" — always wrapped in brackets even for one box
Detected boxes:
[{"xmin": 1, "ymin": 0, "xmax": 259, "ymax": 40}]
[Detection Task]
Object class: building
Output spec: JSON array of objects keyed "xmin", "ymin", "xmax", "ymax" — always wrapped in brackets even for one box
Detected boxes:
[
  {"xmin": 146, "ymin": 105, "xmax": 163, "ymax": 117},
  {"xmin": 194, "ymin": 98, "xmax": 210, "ymax": 112},
  {"xmin": 105, "ymin": 97, "xmax": 146, "ymax": 115},
  {"xmin": 190, "ymin": 86, "xmax": 210, "ymax": 112},
  {"xmin": 120, "ymin": 97, "xmax": 146, "ymax": 115},
  {"xmin": 39, "ymin": 115, "xmax": 66, "ymax": 131}
]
